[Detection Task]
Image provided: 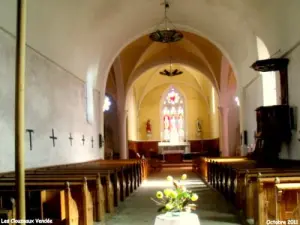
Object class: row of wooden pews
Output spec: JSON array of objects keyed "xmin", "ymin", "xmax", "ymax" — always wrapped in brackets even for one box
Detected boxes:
[
  {"xmin": 0, "ymin": 159, "xmax": 149, "ymax": 225},
  {"xmin": 193, "ymin": 157, "xmax": 300, "ymax": 225}
]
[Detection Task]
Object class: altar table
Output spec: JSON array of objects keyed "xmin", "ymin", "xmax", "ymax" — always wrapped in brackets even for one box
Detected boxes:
[{"xmin": 154, "ymin": 213, "xmax": 200, "ymax": 225}]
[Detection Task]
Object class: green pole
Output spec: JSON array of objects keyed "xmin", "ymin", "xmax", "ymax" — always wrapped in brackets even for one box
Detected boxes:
[{"xmin": 15, "ymin": 0, "xmax": 27, "ymax": 223}]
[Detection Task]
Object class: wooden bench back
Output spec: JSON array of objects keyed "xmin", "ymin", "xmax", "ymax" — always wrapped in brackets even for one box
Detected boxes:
[{"xmin": 256, "ymin": 176, "xmax": 300, "ymax": 225}]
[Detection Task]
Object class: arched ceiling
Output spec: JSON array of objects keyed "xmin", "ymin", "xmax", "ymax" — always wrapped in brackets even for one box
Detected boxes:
[
  {"xmin": 0, "ymin": 0, "xmax": 292, "ymax": 92},
  {"xmin": 119, "ymin": 31, "xmax": 222, "ymax": 93},
  {"xmin": 131, "ymin": 63, "xmax": 213, "ymax": 109}
]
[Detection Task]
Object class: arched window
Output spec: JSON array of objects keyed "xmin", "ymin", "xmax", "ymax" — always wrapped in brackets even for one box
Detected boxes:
[
  {"xmin": 103, "ymin": 95, "xmax": 111, "ymax": 112},
  {"xmin": 256, "ymin": 37, "xmax": 278, "ymax": 106},
  {"xmin": 85, "ymin": 73, "xmax": 94, "ymax": 124},
  {"xmin": 161, "ymin": 86, "xmax": 185, "ymax": 143}
]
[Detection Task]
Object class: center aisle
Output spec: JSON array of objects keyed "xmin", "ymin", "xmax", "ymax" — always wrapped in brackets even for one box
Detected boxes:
[{"xmin": 103, "ymin": 168, "xmax": 242, "ymax": 225}]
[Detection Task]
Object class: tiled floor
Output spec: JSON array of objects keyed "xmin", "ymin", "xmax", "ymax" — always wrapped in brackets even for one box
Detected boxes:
[{"xmin": 101, "ymin": 168, "xmax": 242, "ymax": 225}]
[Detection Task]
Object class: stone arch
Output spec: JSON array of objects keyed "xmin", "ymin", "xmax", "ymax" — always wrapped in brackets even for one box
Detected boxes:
[
  {"xmin": 99, "ymin": 24, "xmax": 243, "ymax": 101},
  {"xmin": 256, "ymin": 36, "xmax": 278, "ymax": 106},
  {"xmin": 126, "ymin": 59, "xmax": 218, "ymax": 100}
]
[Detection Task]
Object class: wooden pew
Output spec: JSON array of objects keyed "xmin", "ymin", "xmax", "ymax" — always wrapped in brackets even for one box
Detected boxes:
[
  {"xmin": 0, "ymin": 181, "xmax": 80, "ymax": 225},
  {"xmin": 0, "ymin": 174, "xmax": 106, "ymax": 223},
  {"xmin": 231, "ymin": 172, "xmax": 300, "ymax": 224},
  {"xmin": 194, "ymin": 156, "xmax": 300, "ymax": 225},
  {"xmin": 234, "ymin": 169, "xmax": 300, "ymax": 209},
  {"xmin": 46, "ymin": 159, "xmax": 146, "ymax": 188},
  {"xmin": 27, "ymin": 166, "xmax": 126, "ymax": 207},
  {"xmin": 193, "ymin": 156, "xmax": 249, "ymax": 180},
  {"xmin": 205, "ymin": 158, "xmax": 300, "ymax": 207},
  {"xmin": 207, "ymin": 160, "xmax": 256, "ymax": 203},
  {"xmin": 0, "ymin": 159, "xmax": 149, "ymax": 225},
  {"xmin": 41, "ymin": 160, "xmax": 142, "ymax": 193},
  {"xmin": 275, "ymin": 183, "xmax": 300, "ymax": 222},
  {"xmin": 2, "ymin": 168, "xmax": 119, "ymax": 213},
  {"xmin": 257, "ymin": 176, "xmax": 300, "ymax": 225}
]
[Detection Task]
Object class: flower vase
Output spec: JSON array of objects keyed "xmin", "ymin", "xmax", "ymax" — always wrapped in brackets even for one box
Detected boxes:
[
  {"xmin": 165, "ymin": 212, "xmax": 180, "ymax": 217},
  {"xmin": 165, "ymin": 211, "xmax": 189, "ymax": 217}
]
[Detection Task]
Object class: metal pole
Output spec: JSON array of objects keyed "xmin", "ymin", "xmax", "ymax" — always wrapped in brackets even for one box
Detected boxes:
[{"xmin": 15, "ymin": 0, "xmax": 27, "ymax": 223}]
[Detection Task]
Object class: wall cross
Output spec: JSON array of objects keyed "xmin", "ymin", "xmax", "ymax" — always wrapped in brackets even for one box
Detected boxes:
[{"xmin": 49, "ymin": 129, "xmax": 57, "ymax": 147}]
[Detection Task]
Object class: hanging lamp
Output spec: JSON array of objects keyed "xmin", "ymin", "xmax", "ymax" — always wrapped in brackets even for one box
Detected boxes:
[
  {"xmin": 159, "ymin": 43, "xmax": 183, "ymax": 77},
  {"xmin": 149, "ymin": 0, "xmax": 183, "ymax": 43}
]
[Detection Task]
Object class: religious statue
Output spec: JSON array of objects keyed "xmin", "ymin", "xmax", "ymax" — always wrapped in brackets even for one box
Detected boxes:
[
  {"xmin": 164, "ymin": 116, "xmax": 169, "ymax": 130},
  {"xmin": 171, "ymin": 116, "xmax": 176, "ymax": 131},
  {"xmin": 178, "ymin": 114, "xmax": 183, "ymax": 130},
  {"xmin": 146, "ymin": 119, "xmax": 152, "ymax": 134},
  {"xmin": 196, "ymin": 118, "xmax": 202, "ymax": 136}
]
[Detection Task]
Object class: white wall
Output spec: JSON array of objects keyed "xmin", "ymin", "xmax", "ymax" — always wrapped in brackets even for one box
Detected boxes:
[
  {"xmin": 243, "ymin": 76, "xmax": 263, "ymax": 146},
  {"xmin": 0, "ymin": 28, "xmax": 103, "ymax": 172},
  {"xmin": 1, "ymin": 0, "xmax": 299, "ymax": 160},
  {"xmin": 240, "ymin": 1, "xmax": 300, "ymax": 159}
]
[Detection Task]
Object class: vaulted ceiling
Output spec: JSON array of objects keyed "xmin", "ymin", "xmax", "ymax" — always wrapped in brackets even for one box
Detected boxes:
[
  {"xmin": 0, "ymin": 0, "xmax": 293, "ymax": 91},
  {"xmin": 105, "ymin": 30, "xmax": 231, "ymax": 102},
  {"xmin": 119, "ymin": 31, "xmax": 223, "ymax": 92}
]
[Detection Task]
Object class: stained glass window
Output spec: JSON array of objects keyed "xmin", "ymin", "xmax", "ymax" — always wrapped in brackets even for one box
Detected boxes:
[{"xmin": 161, "ymin": 87, "xmax": 185, "ymax": 142}]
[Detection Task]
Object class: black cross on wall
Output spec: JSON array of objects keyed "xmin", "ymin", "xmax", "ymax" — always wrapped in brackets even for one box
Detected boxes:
[
  {"xmin": 26, "ymin": 129, "xmax": 34, "ymax": 150},
  {"xmin": 82, "ymin": 135, "xmax": 85, "ymax": 145},
  {"xmin": 91, "ymin": 136, "xmax": 94, "ymax": 148},
  {"xmin": 49, "ymin": 129, "xmax": 57, "ymax": 147},
  {"xmin": 69, "ymin": 133, "xmax": 73, "ymax": 146}
]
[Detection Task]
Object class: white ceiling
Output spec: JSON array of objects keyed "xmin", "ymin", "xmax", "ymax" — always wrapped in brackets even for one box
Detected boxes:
[{"xmin": 0, "ymin": 0, "xmax": 296, "ymax": 90}]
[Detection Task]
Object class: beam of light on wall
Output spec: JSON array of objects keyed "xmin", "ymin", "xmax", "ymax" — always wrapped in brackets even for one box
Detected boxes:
[
  {"xmin": 86, "ymin": 70, "xmax": 95, "ymax": 124},
  {"xmin": 235, "ymin": 96, "xmax": 240, "ymax": 106},
  {"xmin": 212, "ymin": 87, "xmax": 215, "ymax": 114},
  {"xmin": 103, "ymin": 95, "xmax": 111, "ymax": 112},
  {"xmin": 256, "ymin": 37, "xmax": 278, "ymax": 106}
]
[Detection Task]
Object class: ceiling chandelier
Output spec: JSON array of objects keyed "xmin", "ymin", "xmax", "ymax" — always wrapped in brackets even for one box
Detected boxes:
[
  {"xmin": 159, "ymin": 44, "xmax": 183, "ymax": 77},
  {"xmin": 160, "ymin": 68, "xmax": 183, "ymax": 76},
  {"xmin": 149, "ymin": 0, "xmax": 183, "ymax": 43}
]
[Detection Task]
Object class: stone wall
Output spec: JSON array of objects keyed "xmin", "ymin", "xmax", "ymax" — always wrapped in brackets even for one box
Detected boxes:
[{"xmin": 0, "ymin": 28, "xmax": 103, "ymax": 172}]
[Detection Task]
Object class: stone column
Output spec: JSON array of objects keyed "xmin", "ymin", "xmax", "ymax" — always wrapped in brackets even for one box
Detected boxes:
[
  {"xmin": 219, "ymin": 107, "xmax": 230, "ymax": 156},
  {"xmin": 238, "ymin": 88, "xmax": 247, "ymax": 156},
  {"xmin": 113, "ymin": 56, "xmax": 128, "ymax": 159},
  {"xmin": 118, "ymin": 109, "xmax": 128, "ymax": 159}
]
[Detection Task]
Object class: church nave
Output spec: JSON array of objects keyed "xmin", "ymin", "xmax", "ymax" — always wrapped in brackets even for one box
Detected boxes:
[
  {"xmin": 1, "ymin": 0, "xmax": 300, "ymax": 224},
  {"xmin": 103, "ymin": 168, "xmax": 242, "ymax": 225}
]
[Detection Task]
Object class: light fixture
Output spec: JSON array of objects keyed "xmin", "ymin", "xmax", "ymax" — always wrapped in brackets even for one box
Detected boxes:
[
  {"xmin": 149, "ymin": 0, "xmax": 183, "ymax": 43},
  {"xmin": 103, "ymin": 95, "xmax": 111, "ymax": 112},
  {"xmin": 159, "ymin": 44, "xmax": 183, "ymax": 77},
  {"xmin": 160, "ymin": 68, "xmax": 183, "ymax": 76}
]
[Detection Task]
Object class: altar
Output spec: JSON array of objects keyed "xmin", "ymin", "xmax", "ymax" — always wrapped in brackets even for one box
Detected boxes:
[{"xmin": 158, "ymin": 142, "xmax": 190, "ymax": 162}]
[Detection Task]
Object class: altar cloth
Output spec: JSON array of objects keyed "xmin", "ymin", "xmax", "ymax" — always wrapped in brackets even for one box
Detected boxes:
[{"xmin": 154, "ymin": 213, "xmax": 200, "ymax": 225}]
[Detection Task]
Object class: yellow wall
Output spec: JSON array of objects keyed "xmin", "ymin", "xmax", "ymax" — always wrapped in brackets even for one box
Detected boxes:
[{"xmin": 138, "ymin": 83, "xmax": 215, "ymax": 140}]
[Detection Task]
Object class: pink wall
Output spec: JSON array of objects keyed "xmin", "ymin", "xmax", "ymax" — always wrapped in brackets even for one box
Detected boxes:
[{"xmin": 219, "ymin": 57, "xmax": 240, "ymax": 156}]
